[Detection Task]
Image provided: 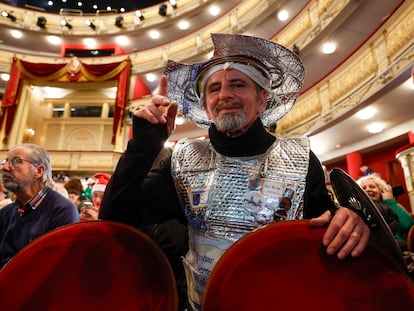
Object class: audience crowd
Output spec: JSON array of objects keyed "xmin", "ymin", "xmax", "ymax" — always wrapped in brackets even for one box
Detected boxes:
[{"xmin": 0, "ymin": 143, "xmax": 111, "ymax": 268}]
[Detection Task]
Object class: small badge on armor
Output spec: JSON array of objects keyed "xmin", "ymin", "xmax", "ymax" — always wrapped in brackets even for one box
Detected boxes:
[{"xmin": 189, "ymin": 188, "xmax": 211, "ymax": 210}]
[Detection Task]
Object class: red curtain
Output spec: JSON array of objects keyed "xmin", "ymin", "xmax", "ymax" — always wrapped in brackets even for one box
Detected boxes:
[{"xmin": 0, "ymin": 57, "xmax": 131, "ymax": 145}]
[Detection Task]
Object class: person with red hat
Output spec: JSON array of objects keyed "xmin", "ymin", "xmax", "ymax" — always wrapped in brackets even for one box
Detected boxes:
[
  {"xmin": 100, "ymin": 34, "xmax": 373, "ymax": 310},
  {"xmin": 80, "ymin": 173, "xmax": 110, "ymax": 221}
]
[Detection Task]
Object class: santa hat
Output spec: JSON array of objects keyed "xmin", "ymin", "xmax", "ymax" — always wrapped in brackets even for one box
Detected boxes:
[{"xmin": 91, "ymin": 173, "xmax": 111, "ymax": 193}]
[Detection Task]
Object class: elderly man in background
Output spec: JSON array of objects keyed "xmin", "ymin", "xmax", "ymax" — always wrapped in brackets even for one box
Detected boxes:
[{"xmin": 0, "ymin": 143, "xmax": 80, "ymax": 268}]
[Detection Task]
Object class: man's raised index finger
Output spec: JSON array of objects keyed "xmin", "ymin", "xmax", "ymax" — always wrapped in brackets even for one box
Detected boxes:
[{"xmin": 157, "ymin": 75, "xmax": 168, "ymax": 97}]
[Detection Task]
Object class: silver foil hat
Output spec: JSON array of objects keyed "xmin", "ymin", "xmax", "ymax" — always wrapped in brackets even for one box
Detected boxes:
[{"xmin": 164, "ymin": 33, "xmax": 305, "ymax": 128}]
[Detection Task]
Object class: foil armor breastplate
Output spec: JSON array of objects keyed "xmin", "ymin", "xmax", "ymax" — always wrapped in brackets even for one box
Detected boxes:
[
  {"xmin": 171, "ymin": 136, "xmax": 310, "ymax": 310},
  {"xmin": 172, "ymin": 136, "xmax": 310, "ymax": 239}
]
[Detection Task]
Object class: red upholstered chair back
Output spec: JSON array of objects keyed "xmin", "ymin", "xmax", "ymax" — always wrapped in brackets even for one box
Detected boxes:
[
  {"xmin": 202, "ymin": 220, "xmax": 414, "ymax": 311},
  {"xmin": 0, "ymin": 220, "xmax": 178, "ymax": 311}
]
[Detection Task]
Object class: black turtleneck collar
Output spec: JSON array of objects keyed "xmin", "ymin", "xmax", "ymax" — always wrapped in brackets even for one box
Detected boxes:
[{"xmin": 208, "ymin": 118, "xmax": 276, "ymax": 157}]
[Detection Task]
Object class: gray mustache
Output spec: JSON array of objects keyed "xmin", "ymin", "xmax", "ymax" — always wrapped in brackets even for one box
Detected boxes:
[{"xmin": 216, "ymin": 102, "xmax": 242, "ymax": 112}]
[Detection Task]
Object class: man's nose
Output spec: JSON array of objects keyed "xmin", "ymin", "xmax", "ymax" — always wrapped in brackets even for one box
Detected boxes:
[
  {"xmin": 1, "ymin": 162, "xmax": 10, "ymax": 171},
  {"xmin": 218, "ymin": 84, "xmax": 234, "ymax": 100}
]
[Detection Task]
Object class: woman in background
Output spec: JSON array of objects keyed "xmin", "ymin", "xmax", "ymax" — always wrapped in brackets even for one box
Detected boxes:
[{"xmin": 357, "ymin": 174, "xmax": 414, "ymax": 249}]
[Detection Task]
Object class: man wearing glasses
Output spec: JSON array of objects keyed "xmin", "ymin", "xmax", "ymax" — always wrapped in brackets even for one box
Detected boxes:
[{"xmin": 0, "ymin": 143, "xmax": 80, "ymax": 268}]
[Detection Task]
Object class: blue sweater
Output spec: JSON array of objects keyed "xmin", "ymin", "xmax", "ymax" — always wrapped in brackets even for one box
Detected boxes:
[{"xmin": 0, "ymin": 189, "xmax": 80, "ymax": 268}]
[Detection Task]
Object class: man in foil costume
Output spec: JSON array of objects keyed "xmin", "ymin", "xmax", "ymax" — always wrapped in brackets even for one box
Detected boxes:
[{"xmin": 100, "ymin": 34, "xmax": 370, "ymax": 311}]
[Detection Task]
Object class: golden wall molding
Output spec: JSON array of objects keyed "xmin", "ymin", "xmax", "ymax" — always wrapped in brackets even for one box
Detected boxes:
[
  {"xmin": 276, "ymin": 0, "xmax": 414, "ymax": 137},
  {"xmin": 0, "ymin": 0, "xmax": 357, "ymax": 74},
  {"xmin": 0, "ymin": 0, "xmax": 280, "ymax": 72},
  {"xmin": 1, "ymin": 0, "xmax": 412, "ymax": 173},
  {"xmin": 385, "ymin": 7, "xmax": 414, "ymax": 60},
  {"xmin": 328, "ymin": 49, "xmax": 378, "ymax": 105},
  {"xmin": 318, "ymin": 0, "xmax": 335, "ymax": 15},
  {"xmin": 274, "ymin": 0, "xmax": 357, "ymax": 50}
]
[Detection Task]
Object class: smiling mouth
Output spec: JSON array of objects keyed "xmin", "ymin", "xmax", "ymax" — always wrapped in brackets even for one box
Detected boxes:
[
  {"xmin": 219, "ymin": 107, "xmax": 239, "ymax": 113},
  {"xmin": 366, "ymin": 192, "xmax": 375, "ymax": 198},
  {"xmin": 2, "ymin": 175, "xmax": 12, "ymax": 182},
  {"xmin": 216, "ymin": 103, "xmax": 242, "ymax": 114}
]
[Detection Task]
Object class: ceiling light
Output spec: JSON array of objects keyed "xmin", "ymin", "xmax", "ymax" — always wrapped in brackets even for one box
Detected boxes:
[
  {"xmin": 149, "ymin": 30, "xmax": 160, "ymax": 39},
  {"xmin": 77, "ymin": 1, "xmax": 82, "ymax": 7},
  {"xmin": 60, "ymin": 19, "xmax": 72, "ymax": 29},
  {"xmin": 169, "ymin": 0, "xmax": 177, "ymax": 9},
  {"xmin": 48, "ymin": 1, "xmax": 53, "ymax": 5},
  {"xmin": 46, "ymin": 35, "xmax": 62, "ymax": 45},
  {"xmin": 115, "ymin": 16, "xmax": 123, "ymax": 28},
  {"xmin": 83, "ymin": 38, "xmax": 97, "ymax": 47},
  {"xmin": 322, "ymin": 41, "xmax": 336, "ymax": 54},
  {"xmin": 277, "ymin": 10, "xmax": 289, "ymax": 21},
  {"xmin": 37, "ymin": 16, "xmax": 47, "ymax": 28},
  {"xmin": 1, "ymin": 11, "xmax": 17, "ymax": 22},
  {"xmin": 115, "ymin": 35, "xmax": 129, "ymax": 46},
  {"xmin": 178, "ymin": 20, "xmax": 189, "ymax": 30},
  {"xmin": 159, "ymin": 4, "xmax": 168, "ymax": 16},
  {"xmin": 367, "ymin": 122, "xmax": 384, "ymax": 134},
  {"xmin": 10, "ymin": 29, "xmax": 22, "ymax": 39},
  {"xmin": 356, "ymin": 106, "xmax": 376, "ymax": 120},
  {"xmin": 26, "ymin": 128, "xmax": 35, "ymax": 136},
  {"xmin": 85, "ymin": 19, "xmax": 96, "ymax": 30},
  {"xmin": 175, "ymin": 115, "xmax": 185, "ymax": 125},
  {"xmin": 145, "ymin": 73, "xmax": 156, "ymax": 82},
  {"xmin": 209, "ymin": 5, "xmax": 220, "ymax": 16},
  {"xmin": 1, "ymin": 73, "xmax": 10, "ymax": 81},
  {"xmin": 135, "ymin": 10, "xmax": 144, "ymax": 21}
]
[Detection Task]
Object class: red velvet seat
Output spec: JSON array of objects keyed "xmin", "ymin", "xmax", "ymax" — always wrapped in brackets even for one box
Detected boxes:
[
  {"xmin": 202, "ymin": 220, "xmax": 414, "ymax": 311},
  {"xmin": 0, "ymin": 220, "xmax": 178, "ymax": 311}
]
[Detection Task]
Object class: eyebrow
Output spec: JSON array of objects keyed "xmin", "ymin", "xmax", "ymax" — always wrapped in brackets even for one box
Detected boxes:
[{"xmin": 206, "ymin": 77, "xmax": 249, "ymax": 89}]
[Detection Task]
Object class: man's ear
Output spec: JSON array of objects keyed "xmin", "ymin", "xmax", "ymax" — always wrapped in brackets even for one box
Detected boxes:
[
  {"xmin": 203, "ymin": 99, "xmax": 213, "ymax": 120},
  {"xmin": 258, "ymin": 89, "xmax": 268, "ymax": 112},
  {"xmin": 33, "ymin": 165, "xmax": 45, "ymax": 180}
]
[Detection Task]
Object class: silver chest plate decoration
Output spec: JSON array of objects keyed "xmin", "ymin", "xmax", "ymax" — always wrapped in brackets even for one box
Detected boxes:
[{"xmin": 171, "ymin": 136, "xmax": 309, "ymax": 310}]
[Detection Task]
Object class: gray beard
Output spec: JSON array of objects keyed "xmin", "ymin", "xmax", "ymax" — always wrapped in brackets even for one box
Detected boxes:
[
  {"xmin": 3, "ymin": 181, "xmax": 22, "ymax": 193},
  {"xmin": 215, "ymin": 114, "xmax": 248, "ymax": 135},
  {"xmin": 2, "ymin": 175, "xmax": 23, "ymax": 193}
]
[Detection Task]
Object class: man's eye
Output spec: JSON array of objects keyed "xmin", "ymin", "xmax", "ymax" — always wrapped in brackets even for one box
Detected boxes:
[
  {"xmin": 232, "ymin": 83, "xmax": 246, "ymax": 89},
  {"xmin": 11, "ymin": 157, "xmax": 22, "ymax": 165},
  {"xmin": 209, "ymin": 86, "xmax": 220, "ymax": 93}
]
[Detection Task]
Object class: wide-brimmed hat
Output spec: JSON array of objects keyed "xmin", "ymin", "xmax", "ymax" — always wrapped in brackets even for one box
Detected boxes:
[{"xmin": 164, "ymin": 33, "xmax": 305, "ymax": 128}]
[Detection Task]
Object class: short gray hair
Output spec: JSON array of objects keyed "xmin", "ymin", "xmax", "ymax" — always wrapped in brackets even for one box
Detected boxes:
[{"xmin": 13, "ymin": 143, "xmax": 55, "ymax": 188}]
